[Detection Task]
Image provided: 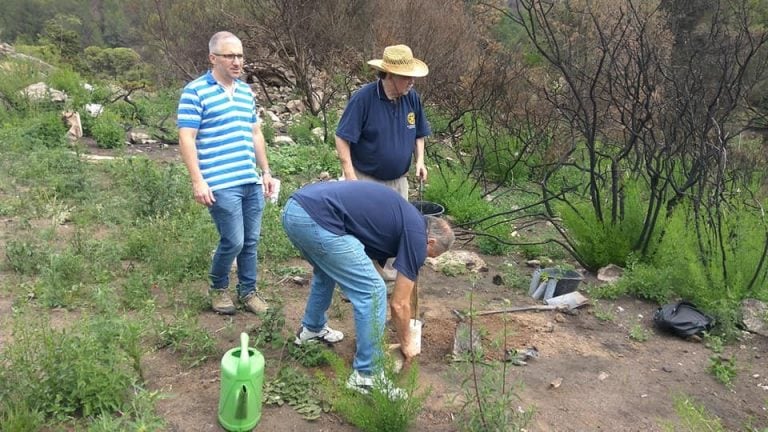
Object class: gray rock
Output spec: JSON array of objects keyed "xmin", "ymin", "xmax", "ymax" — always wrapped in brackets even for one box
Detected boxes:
[
  {"xmin": 741, "ymin": 299, "xmax": 768, "ymax": 337},
  {"xmin": 597, "ymin": 264, "xmax": 624, "ymax": 283}
]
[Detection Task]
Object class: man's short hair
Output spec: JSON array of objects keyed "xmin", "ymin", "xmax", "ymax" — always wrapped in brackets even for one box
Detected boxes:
[
  {"xmin": 426, "ymin": 216, "xmax": 455, "ymax": 255},
  {"xmin": 209, "ymin": 31, "xmax": 241, "ymax": 54}
]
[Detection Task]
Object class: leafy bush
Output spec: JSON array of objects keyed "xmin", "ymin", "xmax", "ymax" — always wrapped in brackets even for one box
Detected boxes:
[
  {"xmin": 152, "ymin": 310, "xmax": 217, "ymax": 367},
  {"xmin": 82, "ymin": 46, "xmax": 146, "ymax": 82},
  {"xmin": 4, "ymin": 237, "xmax": 48, "ymax": 275},
  {"xmin": 557, "ymin": 179, "xmax": 653, "ymax": 270},
  {"xmin": 462, "ymin": 115, "xmax": 534, "ymax": 186},
  {"xmin": 91, "ymin": 110, "xmax": 125, "ymax": 148},
  {"xmin": 47, "ymin": 67, "xmax": 87, "ymax": 104},
  {"xmin": 269, "ymin": 140, "xmax": 340, "ymax": 180},
  {"xmin": 0, "ymin": 313, "xmax": 140, "ymax": 420},
  {"xmin": 108, "ymin": 157, "xmax": 193, "ymax": 218},
  {"xmin": 288, "ymin": 113, "xmax": 323, "ymax": 146},
  {"xmin": 323, "ymin": 351, "xmax": 427, "ymax": 432},
  {"xmin": 426, "ymin": 166, "xmax": 512, "ymax": 255},
  {"xmin": 616, "ymin": 202, "xmax": 768, "ymax": 336},
  {"xmin": 121, "ymin": 211, "xmax": 215, "ymax": 283},
  {"xmin": 22, "ymin": 111, "xmax": 69, "ymax": 148},
  {"xmin": 0, "ymin": 58, "xmax": 47, "ymax": 115}
]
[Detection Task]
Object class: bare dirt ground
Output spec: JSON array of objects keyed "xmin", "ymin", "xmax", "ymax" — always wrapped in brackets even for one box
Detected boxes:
[
  {"xmin": 139, "ymin": 252, "xmax": 768, "ymax": 432},
  {"xmin": 2, "ymin": 142, "xmax": 767, "ymax": 431}
]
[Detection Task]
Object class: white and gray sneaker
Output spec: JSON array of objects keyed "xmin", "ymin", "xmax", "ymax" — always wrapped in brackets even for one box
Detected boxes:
[
  {"xmin": 294, "ymin": 325, "xmax": 344, "ymax": 346},
  {"xmin": 346, "ymin": 370, "xmax": 408, "ymax": 401}
]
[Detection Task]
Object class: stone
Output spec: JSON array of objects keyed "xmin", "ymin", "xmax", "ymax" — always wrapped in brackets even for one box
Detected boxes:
[
  {"xmin": 426, "ymin": 250, "xmax": 487, "ymax": 274},
  {"xmin": 273, "ymin": 135, "xmax": 295, "ymax": 145},
  {"xmin": 21, "ymin": 82, "xmax": 67, "ymax": 103},
  {"xmin": 62, "ymin": 111, "xmax": 82, "ymax": 141},
  {"xmin": 597, "ymin": 264, "xmax": 624, "ymax": 283},
  {"xmin": 286, "ymin": 99, "xmax": 305, "ymax": 114},
  {"xmin": 85, "ymin": 103, "xmax": 103, "ymax": 117},
  {"xmin": 129, "ymin": 131, "xmax": 152, "ymax": 144},
  {"xmin": 741, "ymin": 299, "xmax": 768, "ymax": 337}
]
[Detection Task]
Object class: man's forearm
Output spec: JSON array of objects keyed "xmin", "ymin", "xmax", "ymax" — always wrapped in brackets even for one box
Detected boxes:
[
  {"xmin": 335, "ymin": 135, "xmax": 356, "ymax": 179},
  {"xmin": 179, "ymin": 128, "xmax": 203, "ymax": 183},
  {"xmin": 389, "ymin": 276, "xmax": 414, "ymax": 349},
  {"xmin": 415, "ymin": 137, "xmax": 425, "ymax": 165}
]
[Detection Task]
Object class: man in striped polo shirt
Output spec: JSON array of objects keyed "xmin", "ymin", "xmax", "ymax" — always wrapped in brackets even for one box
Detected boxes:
[{"xmin": 177, "ymin": 31, "xmax": 275, "ymax": 315}]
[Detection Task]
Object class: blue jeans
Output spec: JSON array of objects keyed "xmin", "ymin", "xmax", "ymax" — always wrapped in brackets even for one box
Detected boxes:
[
  {"xmin": 208, "ymin": 183, "xmax": 265, "ymax": 298},
  {"xmin": 281, "ymin": 198, "xmax": 386, "ymax": 375}
]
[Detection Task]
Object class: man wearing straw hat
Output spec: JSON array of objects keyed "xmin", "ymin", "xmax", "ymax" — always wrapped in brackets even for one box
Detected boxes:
[{"xmin": 335, "ymin": 44, "xmax": 431, "ymax": 280}]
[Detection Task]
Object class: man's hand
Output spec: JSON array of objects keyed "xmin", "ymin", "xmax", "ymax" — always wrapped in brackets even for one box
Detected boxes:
[
  {"xmin": 262, "ymin": 172, "xmax": 275, "ymax": 198},
  {"xmin": 415, "ymin": 162, "xmax": 428, "ymax": 182},
  {"xmin": 193, "ymin": 180, "xmax": 215, "ymax": 206}
]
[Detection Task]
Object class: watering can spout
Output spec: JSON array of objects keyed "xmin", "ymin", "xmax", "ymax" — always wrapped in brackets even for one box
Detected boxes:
[{"xmin": 235, "ymin": 385, "xmax": 248, "ymax": 420}]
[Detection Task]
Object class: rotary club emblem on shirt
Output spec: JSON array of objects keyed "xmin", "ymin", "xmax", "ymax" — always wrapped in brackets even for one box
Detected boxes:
[{"xmin": 407, "ymin": 112, "xmax": 416, "ymax": 125}]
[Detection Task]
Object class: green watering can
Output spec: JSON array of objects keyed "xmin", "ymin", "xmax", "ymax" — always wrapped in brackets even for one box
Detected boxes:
[{"xmin": 218, "ymin": 332, "xmax": 265, "ymax": 431}]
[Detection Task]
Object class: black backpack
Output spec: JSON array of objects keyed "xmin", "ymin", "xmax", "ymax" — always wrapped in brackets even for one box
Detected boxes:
[{"xmin": 653, "ymin": 301, "xmax": 715, "ymax": 337}]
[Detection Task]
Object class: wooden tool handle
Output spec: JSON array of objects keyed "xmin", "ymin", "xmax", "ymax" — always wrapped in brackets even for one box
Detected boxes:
[{"xmin": 410, "ymin": 278, "xmax": 419, "ymax": 319}]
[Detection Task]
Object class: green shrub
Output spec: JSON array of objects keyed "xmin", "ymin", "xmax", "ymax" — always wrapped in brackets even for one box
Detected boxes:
[
  {"xmin": 108, "ymin": 157, "xmax": 193, "ymax": 218},
  {"xmin": 121, "ymin": 211, "xmax": 215, "ymax": 283},
  {"xmin": 323, "ymin": 351, "xmax": 427, "ymax": 432},
  {"xmin": 616, "ymin": 202, "xmax": 768, "ymax": 336},
  {"xmin": 4, "ymin": 237, "xmax": 48, "ymax": 275},
  {"xmin": 462, "ymin": 115, "xmax": 534, "ymax": 186},
  {"xmin": 152, "ymin": 310, "xmax": 217, "ymax": 367},
  {"xmin": 288, "ymin": 113, "xmax": 323, "ymax": 146},
  {"xmin": 557, "ymin": 179, "xmax": 652, "ymax": 270},
  {"xmin": 0, "ymin": 313, "xmax": 140, "ymax": 420},
  {"xmin": 23, "ymin": 111, "xmax": 69, "ymax": 148},
  {"xmin": 269, "ymin": 140, "xmax": 340, "ymax": 180},
  {"xmin": 426, "ymin": 166, "xmax": 512, "ymax": 255},
  {"xmin": 36, "ymin": 250, "xmax": 88, "ymax": 308},
  {"xmin": 0, "ymin": 59, "xmax": 47, "ymax": 114},
  {"xmin": 91, "ymin": 110, "xmax": 125, "ymax": 148},
  {"xmin": 260, "ymin": 115, "xmax": 275, "ymax": 144},
  {"xmin": 47, "ymin": 67, "xmax": 87, "ymax": 103}
]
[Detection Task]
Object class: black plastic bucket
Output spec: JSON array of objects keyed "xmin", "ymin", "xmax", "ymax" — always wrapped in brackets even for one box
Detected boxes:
[{"xmin": 410, "ymin": 200, "xmax": 445, "ymax": 217}]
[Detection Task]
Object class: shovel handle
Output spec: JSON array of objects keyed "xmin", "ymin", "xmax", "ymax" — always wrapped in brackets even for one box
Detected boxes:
[{"xmin": 410, "ymin": 278, "xmax": 419, "ymax": 319}]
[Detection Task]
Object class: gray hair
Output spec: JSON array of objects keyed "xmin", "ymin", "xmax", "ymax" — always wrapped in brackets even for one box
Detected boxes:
[
  {"xmin": 209, "ymin": 31, "xmax": 241, "ymax": 54},
  {"xmin": 426, "ymin": 216, "xmax": 455, "ymax": 255}
]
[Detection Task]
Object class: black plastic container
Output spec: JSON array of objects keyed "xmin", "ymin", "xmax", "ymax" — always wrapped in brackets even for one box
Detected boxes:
[{"xmin": 410, "ymin": 200, "xmax": 445, "ymax": 217}]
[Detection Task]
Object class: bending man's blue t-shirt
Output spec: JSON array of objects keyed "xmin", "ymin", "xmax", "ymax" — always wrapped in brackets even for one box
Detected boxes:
[{"xmin": 290, "ymin": 181, "xmax": 427, "ymax": 281}]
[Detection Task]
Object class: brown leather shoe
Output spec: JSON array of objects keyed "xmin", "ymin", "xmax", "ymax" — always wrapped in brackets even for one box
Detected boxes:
[
  {"xmin": 210, "ymin": 289, "xmax": 236, "ymax": 315},
  {"xmin": 240, "ymin": 291, "xmax": 268, "ymax": 314}
]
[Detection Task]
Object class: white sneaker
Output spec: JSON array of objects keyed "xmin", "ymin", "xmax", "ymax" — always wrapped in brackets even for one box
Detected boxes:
[
  {"xmin": 294, "ymin": 325, "xmax": 344, "ymax": 345},
  {"xmin": 346, "ymin": 370, "xmax": 408, "ymax": 401}
]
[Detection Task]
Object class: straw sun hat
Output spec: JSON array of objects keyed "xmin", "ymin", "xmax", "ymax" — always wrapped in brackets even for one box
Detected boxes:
[{"xmin": 367, "ymin": 45, "xmax": 429, "ymax": 78}]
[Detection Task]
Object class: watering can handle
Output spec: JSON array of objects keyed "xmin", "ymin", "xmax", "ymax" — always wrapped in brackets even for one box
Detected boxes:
[{"xmin": 238, "ymin": 332, "xmax": 250, "ymax": 374}]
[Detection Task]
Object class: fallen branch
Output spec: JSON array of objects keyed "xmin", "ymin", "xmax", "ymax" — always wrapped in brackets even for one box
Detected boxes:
[{"xmin": 475, "ymin": 305, "xmax": 566, "ymax": 316}]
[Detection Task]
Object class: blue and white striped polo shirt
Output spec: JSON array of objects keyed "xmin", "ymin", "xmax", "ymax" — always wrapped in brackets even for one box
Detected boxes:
[{"xmin": 177, "ymin": 71, "xmax": 262, "ymax": 191}]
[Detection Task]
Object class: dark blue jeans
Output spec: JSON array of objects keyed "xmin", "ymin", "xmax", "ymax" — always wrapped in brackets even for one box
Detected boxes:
[{"xmin": 208, "ymin": 183, "xmax": 264, "ymax": 298}]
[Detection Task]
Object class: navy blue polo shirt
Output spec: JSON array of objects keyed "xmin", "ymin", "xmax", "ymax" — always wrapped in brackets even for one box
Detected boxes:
[
  {"xmin": 290, "ymin": 181, "xmax": 428, "ymax": 281},
  {"xmin": 336, "ymin": 80, "xmax": 431, "ymax": 180}
]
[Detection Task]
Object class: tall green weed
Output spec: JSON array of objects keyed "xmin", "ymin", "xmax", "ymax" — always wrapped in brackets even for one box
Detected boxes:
[
  {"xmin": 461, "ymin": 115, "xmax": 534, "ymax": 186},
  {"xmin": 557, "ymin": 179, "xmax": 657, "ymax": 270},
  {"xmin": 616, "ymin": 202, "xmax": 768, "ymax": 336},
  {"xmin": 426, "ymin": 166, "xmax": 512, "ymax": 255},
  {"xmin": 0, "ymin": 312, "xmax": 141, "ymax": 421}
]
